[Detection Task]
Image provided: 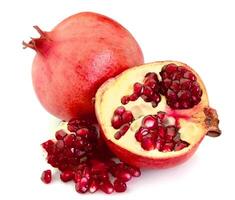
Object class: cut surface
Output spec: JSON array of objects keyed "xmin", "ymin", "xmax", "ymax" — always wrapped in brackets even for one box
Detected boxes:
[{"xmin": 95, "ymin": 61, "xmax": 220, "ymax": 164}]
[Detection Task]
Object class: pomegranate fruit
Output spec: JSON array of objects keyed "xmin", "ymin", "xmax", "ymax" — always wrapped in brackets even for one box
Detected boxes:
[
  {"xmin": 24, "ymin": 12, "xmax": 144, "ymax": 121},
  {"xmin": 41, "ymin": 118, "xmax": 141, "ymax": 194},
  {"xmin": 95, "ymin": 61, "xmax": 221, "ymax": 168}
]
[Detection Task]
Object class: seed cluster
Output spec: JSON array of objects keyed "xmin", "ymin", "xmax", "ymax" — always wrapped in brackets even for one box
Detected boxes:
[
  {"xmin": 111, "ymin": 106, "xmax": 134, "ymax": 139},
  {"xmin": 160, "ymin": 63, "xmax": 202, "ymax": 109},
  {"xmin": 41, "ymin": 119, "xmax": 141, "ymax": 194},
  {"xmin": 135, "ymin": 112, "xmax": 189, "ymax": 151},
  {"xmin": 121, "ymin": 72, "xmax": 161, "ymax": 107}
]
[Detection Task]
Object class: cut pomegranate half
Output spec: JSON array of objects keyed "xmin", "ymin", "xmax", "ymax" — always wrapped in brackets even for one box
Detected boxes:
[{"xmin": 95, "ymin": 61, "xmax": 221, "ymax": 168}]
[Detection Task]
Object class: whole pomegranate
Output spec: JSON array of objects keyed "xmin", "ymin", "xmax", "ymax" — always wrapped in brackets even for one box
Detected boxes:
[
  {"xmin": 95, "ymin": 61, "xmax": 221, "ymax": 168},
  {"xmin": 24, "ymin": 12, "xmax": 144, "ymax": 121}
]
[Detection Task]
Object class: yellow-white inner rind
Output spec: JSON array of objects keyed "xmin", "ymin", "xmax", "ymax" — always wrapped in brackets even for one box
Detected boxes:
[{"xmin": 95, "ymin": 61, "xmax": 208, "ymax": 159}]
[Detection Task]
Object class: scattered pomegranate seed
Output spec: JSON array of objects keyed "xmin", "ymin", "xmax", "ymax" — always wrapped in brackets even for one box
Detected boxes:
[
  {"xmin": 41, "ymin": 118, "xmax": 141, "ymax": 194},
  {"xmin": 114, "ymin": 179, "xmax": 127, "ymax": 192},
  {"xmin": 41, "ymin": 170, "xmax": 52, "ymax": 184},
  {"xmin": 60, "ymin": 170, "xmax": 74, "ymax": 182},
  {"xmin": 100, "ymin": 181, "xmax": 114, "ymax": 194},
  {"xmin": 55, "ymin": 130, "xmax": 67, "ymax": 140}
]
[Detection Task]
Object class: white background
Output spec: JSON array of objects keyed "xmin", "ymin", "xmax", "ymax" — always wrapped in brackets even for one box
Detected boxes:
[{"xmin": 0, "ymin": 0, "xmax": 234, "ymax": 199}]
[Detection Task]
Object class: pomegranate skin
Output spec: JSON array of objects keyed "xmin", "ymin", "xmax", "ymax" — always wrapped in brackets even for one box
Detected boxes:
[{"xmin": 31, "ymin": 12, "xmax": 144, "ymax": 121}]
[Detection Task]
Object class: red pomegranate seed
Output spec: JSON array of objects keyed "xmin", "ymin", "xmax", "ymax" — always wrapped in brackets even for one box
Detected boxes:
[
  {"xmin": 89, "ymin": 179, "xmax": 99, "ymax": 193},
  {"xmin": 55, "ymin": 130, "xmax": 67, "ymax": 140},
  {"xmin": 60, "ymin": 170, "xmax": 74, "ymax": 182},
  {"xmin": 41, "ymin": 170, "xmax": 52, "ymax": 184},
  {"xmin": 165, "ymin": 126, "xmax": 177, "ymax": 140},
  {"xmin": 128, "ymin": 166, "xmax": 141, "ymax": 177},
  {"xmin": 116, "ymin": 170, "xmax": 132, "ymax": 182},
  {"xmin": 121, "ymin": 96, "xmax": 130, "ymax": 105},
  {"xmin": 174, "ymin": 141, "xmax": 189, "ymax": 151},
  {"xmin": 114, "ymin": 106, "xmax": 126, "ymax": 115},
  {"xmin": 142, "ymin": 86, "xmax": 153, "ymax": 97},
  {"xmin": 156, "ymin": 138, "xmax": 164, "ymax": 150},
  {"xmin": 133, "ymin": 82, "xmax": 143, "ymax": 95},
  {"xmin": 100, "ymin": 181, "xmax": 114, "ymax": 194},
  {"xmin": 75, "ymin": 177, "xmax": 89, "ymax": 193},
  {"xmin": 55, "ymin": 140, "xmax": 65, "ymax": 151},
  {"xmin": 119, "ymin": 124, "xmax": 130, "ymax": 134},
  {"xmin": 41, "ymin": 140, "xmax": 55, "ymax": 154},
  {"xmin": 63, "ymin": 134, "xmax": 75, "ymax": 147},
  {"xmin": 162, "ymin": 142, "xmax": 174, "ymax": 152},
  {"xmin": 122, "ymin": 111, "xmax": 134, "ymax": 123},
  {"xmin": 114, "ymin": 179, "xmax": 127, "ymax": 192},
  {"xmin": 145, "ymin": 72, "xmax": 159, "ymax": 81},
  {"xmin": 76, "ymin": 128, "xmax": 89, "ymax": 136},
  {"xmin": 142, "ymin": 115, "xmax": 158, "ymax": 129},
  {"xmin": 114, "ymin": 131, "xmax": 122, "ymax": 140},
  {"xmin": 129, "ymin": 93, "xmax": 139, "ymax": 101},
  {"xmin": 135, "ymin": 127, "xmax": 149, "ymax": 142},
  {"xmin": 141, "ymin": 137, "xmax": 155, "ymax": 151},
  {"xmin": 111, "ymin": 115, "xmax": 122, "ymax": 129}
]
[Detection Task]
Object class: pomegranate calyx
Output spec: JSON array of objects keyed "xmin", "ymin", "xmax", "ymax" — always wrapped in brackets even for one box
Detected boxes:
[
  {"xmin": 204, "ymin": 107, "xmax": 221, "ymax": 137},
  {"xmin": 23, "ymin": 26, "xmax": 52, "ymax": 54}
]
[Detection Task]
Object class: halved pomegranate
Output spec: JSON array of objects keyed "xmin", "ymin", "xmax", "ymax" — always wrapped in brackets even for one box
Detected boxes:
[{"xmin": 95, "ymin": 61, "xmax": 221, "ymax": 168}]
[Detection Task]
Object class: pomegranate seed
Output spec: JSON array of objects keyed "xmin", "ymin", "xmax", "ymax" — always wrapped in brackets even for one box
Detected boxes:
[
  {"xmin": 142, "ymin": 86, "xmax": 153, "ymax": 97},
  {"xmin": 116, "ymin": 170, "xmax": 132, "ymax": 182},
  {"xmin": 133, "ymin": 82, "xmax": 143, "ymax": 95},
  {"xmin": 114, "ymin": 106, "xmax": 126, "ymax": 115},
  {"xmin": 55, "ymin": 140, "xmax": 65, "ymax": 151},
  {"xmin": 128, "ymin": 166, "xmax": 141, "ymax": 177},
  {"xmin": 121, "ymin": 96, "xmax": 130, "ymax": 105},
  {"xmin": 122, "ymin": 111, "xmax": 134, "ymax": 123},
  {"xmin": 76, "ymin": 128, "xmax": 89, "ymax": 136},
  {"xmin": 89, "ymin": 179, "xmax": 99, "ymax": 193},
  {"xmin": 100, "ymin": 181, "xmax": 114, "ymax": 194},
  {"xmin": 175, "ymin": 141, "xmax": 189, "ymax": 151},
  {"xmin": 41, "ymin": 140, "xmax": 54, "ymax": 154},
  {"xmin": 75, "ymin": 177, "xmax": 89, "ymax": 193},
  {"xmin": 156, "ymin": 138, "xmax": 164, "ymax": 150},
  {"xmin": 142, "ymin": 115, "xmax": 158, "ymax": 129},
  {"xmin": 162, "ymin": 142, "xmax": 174, "ymax": 152},
  {"xmin": 141, "ymin": 137, "xmax": 155, "ymax": 151},
  {"xmin": 63, "ymin": 134, "xmax": 75, "ymax": 147},
  {"xmin": 114, "ymin": 131, "xmax": 122, "ymax": 140},
  {"xmin": 114, "ymin": 179, "xmax": 127, "ymax": 192},
  {"xmin": 165, "ymin": 126, "xmax": 177, "ymax": 140},
  {"xmin": 145, "ymin": 72, "xmax": 159, "ymax": 81},
  {"xmin": 129, "ymin": 93, "xmax": 139, "ymax": 101},
  {"xmin": 41, "ymin": 170, "xmax": 52, "ymax": 184},
  {"xmin": 135, "ymin": 127, "xmax": 148, "ymax": 142},
  {"xmin": 55, "ymin": 130, "xmax": 67, "ymax": 140},
  {"xmin": 111, "ymin": 115, "xmax": 122, "ymax": 129},
  {"xmin": 119, "ymin": 124, "xmax": 130, "ymax": 134},
  {"xmin": 60, "ymin": 170, "xmax": 74, "ymax": 182}
]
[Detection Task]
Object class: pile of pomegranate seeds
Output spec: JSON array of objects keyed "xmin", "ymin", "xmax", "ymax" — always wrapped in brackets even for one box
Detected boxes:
[
  {"xmin": 121, "ymin": 72, "xmax": 161, "ymax": 107},
  {"xmin": 135, "ymin": 112, "xmax": 189, "ymax": 151},
  {"xmin": 160, "ymin": 63, "xmax": 202, "ymax": 109},
  {"xmin": 41, "ymin": 119, "xmax": 141, "ymax": 194},
  {"xmin": 111, "ymin": 106, "xmax": 134, "ymax": 139}
]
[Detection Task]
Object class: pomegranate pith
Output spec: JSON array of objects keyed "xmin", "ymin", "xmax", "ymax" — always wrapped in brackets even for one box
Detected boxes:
[
  {"xmin": 95, "ymin": 61, "xmax": 221, "ymax": 168},
  {"xmin": 41, "ymin": 119, "xmax": 141, "ymax": 194}
]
